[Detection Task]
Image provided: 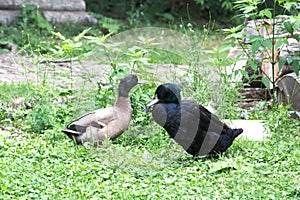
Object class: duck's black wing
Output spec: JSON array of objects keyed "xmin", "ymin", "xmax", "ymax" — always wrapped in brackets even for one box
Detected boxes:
[
  {"xmin": 181, "ymin": 100, "xmax": 243, "ymax": 155},
  {"xmin": 178, "ymin": 100, "xmax": 223, "ymax": 155},
  {"xmin": 151, "ymin": 100, "xmax": 216, "ymax": 155},
  {"xmin": 151, "ymin": 103, "xmax": 181, "ymax": 136},
  {"xmin": 151, "ymin": 100, "xmax": 242, "ymax": 156}
]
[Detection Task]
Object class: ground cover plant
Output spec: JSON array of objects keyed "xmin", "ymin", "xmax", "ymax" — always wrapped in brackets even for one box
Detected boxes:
[
  {"xmin": 0, "ymin": 0, "xmax": 300, "ymax": 199},
  {"xmin": 0, "ymin": 100, "xmax": 299, "ymax": 199}
]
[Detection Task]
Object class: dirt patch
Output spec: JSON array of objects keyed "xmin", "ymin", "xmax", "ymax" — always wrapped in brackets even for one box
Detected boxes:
[
  {"xmin": 0, "ymin": 53, "xmax": 31, "ymax": 83},
  {"xmin": 0, "ymin": 52, "xmax": 111, "ymax": 85},
  {"xmin": 0, "ymin": 52, "xmax": 190, "ymax": 85}
]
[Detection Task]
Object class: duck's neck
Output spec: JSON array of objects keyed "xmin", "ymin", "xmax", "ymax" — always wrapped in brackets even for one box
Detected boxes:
[
  {"xmin": 114, "ymin": 96, "xmax": 131, "ymax": 110},
  {"xmin": 118, "ymin": 86, "xmax": 130, "ymax": 98}
]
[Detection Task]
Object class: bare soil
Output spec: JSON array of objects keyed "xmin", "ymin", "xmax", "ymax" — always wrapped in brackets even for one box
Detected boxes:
[
  {"xmin": 0, "ymin": 52, "xmax": 188, "ymax": 85},
  {"xmin": 0, "ymin": 52, "xmax": 111, "ymax": 84}
]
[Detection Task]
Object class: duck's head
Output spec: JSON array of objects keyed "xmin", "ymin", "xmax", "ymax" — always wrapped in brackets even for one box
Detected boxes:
[
  {"xmin": 145, "ymin": 83, "xmax": 181, "ymax": 112},
  {"xmin": 118, "ymin": 74, "xmax": 138, "ymax": 97}
]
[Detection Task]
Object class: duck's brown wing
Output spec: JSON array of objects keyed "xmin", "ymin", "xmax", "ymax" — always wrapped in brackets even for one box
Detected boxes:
[{"xmin": 62, "ymin": 107, "xmax": 116, "ymax": 136}]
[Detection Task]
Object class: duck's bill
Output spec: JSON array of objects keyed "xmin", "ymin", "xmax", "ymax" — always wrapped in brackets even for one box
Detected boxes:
[
  {"xmin": 144, "ymin": 97, "xmax": 159, "ymax": 112},
  {"xmin": 143, "ymin": 107, "xmax": 151, "ymax": 112}
]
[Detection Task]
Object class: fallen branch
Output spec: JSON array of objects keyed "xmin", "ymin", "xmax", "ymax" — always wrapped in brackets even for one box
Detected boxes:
[{"xmin": 40, "ymin": 57, "xmax": 78, "ymax": 64}]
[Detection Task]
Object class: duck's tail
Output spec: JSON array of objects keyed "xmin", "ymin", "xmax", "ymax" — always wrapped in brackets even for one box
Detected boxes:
[
  {"xmin": 232, "ymin": 128, "xmax": 243, "ymax": 139},
  {"xmin": 62, "ymin": 124, "xmax": 86, "ymax": 138}
]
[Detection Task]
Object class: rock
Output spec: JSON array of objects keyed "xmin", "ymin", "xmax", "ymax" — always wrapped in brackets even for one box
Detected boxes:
[
  {"xmin": 0, "ymin": 0, "xmax": 97, "ymax": 25},
  {"xmin": 0, "ymin": 42, "xmax": 19, "ymax": 52},
  {"xmin": 0, "ymin": 0, "xmax": 86, "ymax": 11},
  {"xmin": 0, "ymin": 10, "xmax": 20, "ymax": 24},
  {"xmin": 238, "ymin": 88, "xmax": 271, "ymax": 100},
  {"xmin": 276, "ymin": 72, "xmax": 300, "ymax": 111},
  {"xmin": 44, "ymin": 11, "xmax": 97, "ymax": 25},
  {"xmin": 11, "ymin": 97, "xmax": 25, "ymax": 107}
]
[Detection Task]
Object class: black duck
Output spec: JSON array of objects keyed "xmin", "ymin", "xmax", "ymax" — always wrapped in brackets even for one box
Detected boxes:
[{"xmin": 145, "ymin": 83, "xmax": 243, "ymax": 156}]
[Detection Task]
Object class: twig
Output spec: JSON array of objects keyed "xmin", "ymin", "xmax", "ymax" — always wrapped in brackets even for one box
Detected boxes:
[{"xmin": 39, "ymin": 57, "xmax": 78, "ymax": 64}]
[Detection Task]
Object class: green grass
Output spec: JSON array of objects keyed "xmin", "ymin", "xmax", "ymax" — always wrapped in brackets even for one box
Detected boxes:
[
  {"xmin": 0, "ymin": 83, "xmax": 299, "ymax": 199},
  {"xmin": 0, "ymin": 123, "xmax": 299, "ymax": 199}
]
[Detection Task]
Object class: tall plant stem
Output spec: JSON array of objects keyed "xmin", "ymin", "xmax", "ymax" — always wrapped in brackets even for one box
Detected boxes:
[
  {"xmin": 69, "ymin": 54, "xmax": 73, "ymax": 89},
  {"xmin": 271, "ymin": 0, "xmax": 276, "ymax": 99}
]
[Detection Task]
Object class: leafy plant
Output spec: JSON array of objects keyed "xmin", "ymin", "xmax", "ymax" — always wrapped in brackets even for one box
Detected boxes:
[
  {"xmin": 97, "ymin": 15, "xmax": 125, "ymax": 33},
  {"xmin": 26, "ymin": 85, "xmax": 73, "ymax": 134},
  {"xmin": 50, "ymin": 28, "xmax": 92, "ymax": 59},
  {"xmin": 195, "ymin": 0, "xmax": 236, "ymax": 20},
  {"xmin": 0, "ymin": 83, "xmax": 73, "ymax": 134},
  {"xmin": 93, "ymin": 44, "xmax": 157, "ymax": 124},
  {"xmin": 207, "ymin": 45, "xmax": 246, "ymax": 119},
  {"xmin": 264, "ymin": 103, "xmax": 300, "ymax": 136},
  {"xmin": 10, "ymin": 5, "xmax": 53, "ymax": 54},
  {"xmin": 130, "ymin": 83, "xmax": 156, "ymax": 126},
  {"xmin": 95, "ymin": 64, "xmax": 131, "ymax": 109},
  {"xmin": 225, "ymin": 0, "xmax": 300, "ymax": 100},
  {"xmin": 0, "ymin": 5, "xmax": 105, "ymax": 56}
]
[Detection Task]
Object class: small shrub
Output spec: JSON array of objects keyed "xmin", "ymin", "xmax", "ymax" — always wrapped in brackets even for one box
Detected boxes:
[
  {"xmin": 264, "ymin": 103, "xmax": 300, "ymax": 136},
  {"xmin": 0, "ymin": 83, "xmax": 73, "ymax": 134},
  {"xmin": 27, "ymin": 86, "xmax": 73, "ymax": 134},
  {"xmin": 11, "ymin": 5, "xmax": 53, "ymax": 54}
]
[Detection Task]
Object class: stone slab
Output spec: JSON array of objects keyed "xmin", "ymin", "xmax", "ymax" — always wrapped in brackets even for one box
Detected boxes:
[
  {"xmin": 225, "ymin": 120, "xmax": 268, "ymax": 141},
  {"xmin": 0, "ymin": 0, "xmax": 85, "ymax": 11},
  {"xmin": 0, "ymin": 10, "xmax": 97, "ymax": 25},
  {"xmin": 44, "ymin": 11, "xmax": 97, "ymax": 25},
  {"xmin": 0, "ymin": 10, "xmax": 19, "ymax": 24}
]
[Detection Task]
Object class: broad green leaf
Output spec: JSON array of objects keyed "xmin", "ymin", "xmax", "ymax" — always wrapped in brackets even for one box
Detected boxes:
[
  {"xmin": 293, "ymin": 20, "xmax": 300, "ymax": 31},
  {"xmin": 262, "ymin": 77, "xmax": 270, "ymax": 89},
  {"xmin": 279, "ymin": 57, "xmax": 286, "ymax": 70},
  {"xmin": 294, "ymin": 34, "xmax": 300, "ymax": 42},
  {"xmin": 287, "ymin": 56, "xmax": 294, "ymax": 64},
  {"xmin": 225, "ymin": 32, "xmax": 245, "ymax": 40},
  {"xmin": 284, "ymin": 21, "xmax": 294, "ymax": 35},
  {"xmin": 261, "ymin": 39, "xmax": 273, "ymax": 49},
  {"xmin": 249, "ymin": 35, "xmax": 264, "ymax": 42},
  {"xmin": 249, "ymin": 60, "xmax": 258, "ymax": 70},
  {"xmin": 259, "ymin": 9, "xmax": 272, "ymax": 19},
  {"xmin": 291, "ymin": 60, "xmax": 300, "ymax": 76},
  {"xmin": 251, "ymin": 40, "xmax": 261, "ymax": 54},
  {"xmin": 275, "ymin": 38, "xmax": 288, "ymax": 48},
  {"xmin": 73, "ymin": 28, "xmax": 91, "ymax": 42},
  {"xmin": 239, "ymin": 69, "xmax": 249, "ymax": 80},
  {"xmin": 225, "ymin": 33, "xmax": 238, "ymax": 40},
  {"xmin": 243, "ymin": 5, "xmax": 256, "ymax": 14},
  {"xmin": 161, "ymin": 13, "xmax": 175, "ymax": 21},
  {"xmin": 222, "ymin": 24, "xmax": 243, "ymax": 34}
]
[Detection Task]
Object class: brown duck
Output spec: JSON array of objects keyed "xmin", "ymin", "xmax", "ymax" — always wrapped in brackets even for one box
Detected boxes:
[{"xmin": 62, "ymin": 74, "xmax": 138, "ymax": 144}]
